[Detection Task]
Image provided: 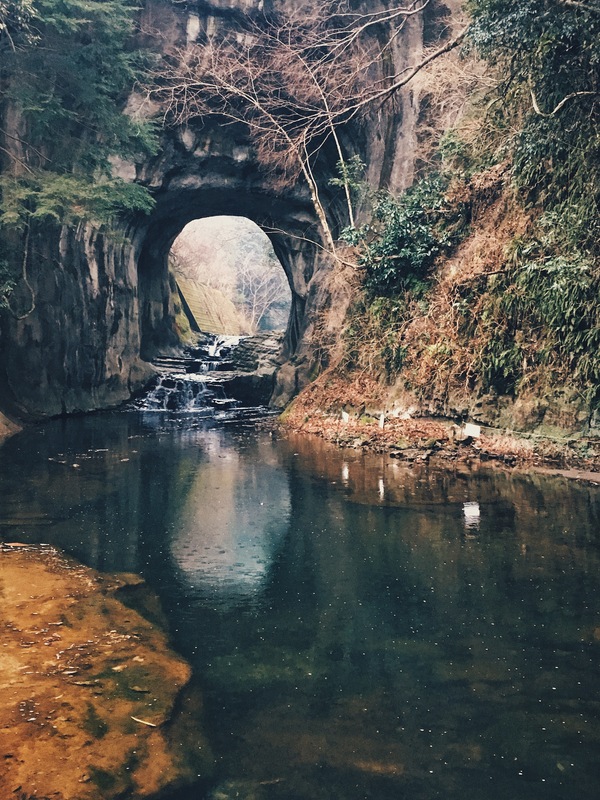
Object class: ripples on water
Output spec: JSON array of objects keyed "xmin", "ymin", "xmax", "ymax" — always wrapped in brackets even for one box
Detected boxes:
[{"xmin": 1, "ymin": 411, "xmax": 600, "ymax": 799}]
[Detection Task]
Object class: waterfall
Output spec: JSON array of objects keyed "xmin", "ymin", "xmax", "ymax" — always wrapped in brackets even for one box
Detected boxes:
[
  {"xmin": 207, "ymin": 334, "xmax": 240, "ymax": 359},
  {"xmin": 137, "ymin": 374, "xmax": 228, "ymax": 412},
  {"xmin": 135, "ymin": 334, "xmax": 241, "ymax": 413},
  {"xmin": 133, "ymin": 332, "xmax": 279, "ymax": 414}
]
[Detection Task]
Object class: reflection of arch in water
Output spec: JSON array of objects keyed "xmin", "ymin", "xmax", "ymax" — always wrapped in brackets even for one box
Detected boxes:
[{"xmin": 169, "ymin": 437, "xmax": 291, "ymax": 609}]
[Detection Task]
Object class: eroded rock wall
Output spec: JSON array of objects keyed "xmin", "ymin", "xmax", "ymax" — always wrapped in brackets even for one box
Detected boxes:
[
  {"xmin": 0, "ymin": 0, "xmax": 448, "ymax": 420},
  {"xmin": 0, "ymin": 223, "xmax": 153, "ymax": 418}
]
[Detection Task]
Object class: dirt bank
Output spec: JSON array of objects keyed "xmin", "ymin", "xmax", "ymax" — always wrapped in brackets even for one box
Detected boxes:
[
  {"xmin": 281, "ymin": 374, "xmax": 600, "ymax": 483},
  {"xmin": 0, "ymin": 545, "xmax": 212, "ymax": 800}
]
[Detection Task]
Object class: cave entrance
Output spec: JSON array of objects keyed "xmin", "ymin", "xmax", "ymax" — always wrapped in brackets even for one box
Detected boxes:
[{"xmin": 169, "ymin": 216, "xmax": 292, "ymax": 339}]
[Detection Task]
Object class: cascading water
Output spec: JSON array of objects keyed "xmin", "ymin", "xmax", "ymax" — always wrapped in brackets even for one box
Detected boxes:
[
  {"xmin": 134, "ymin": 331, "xmax": 283, "ymax": 415},
  {"xmin": 135, "ymin": 335, "xmax": 242, "ymax": 413},
  {"xmin": 207, "ymin": 334, "xmax": 240, "ymax": 359},
  {"xmin": 138, "ymin": 374, "xmax": 226, "ymax": 412}
]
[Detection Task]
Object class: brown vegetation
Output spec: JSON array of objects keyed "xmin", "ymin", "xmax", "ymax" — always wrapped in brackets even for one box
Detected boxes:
[
  {"xmin": 399, "ymin": 164, "xmax": 533, "ymax": 406},
  {"xmin": 281, "ymin": 370, "xmax": 600, "ymax": 478}
]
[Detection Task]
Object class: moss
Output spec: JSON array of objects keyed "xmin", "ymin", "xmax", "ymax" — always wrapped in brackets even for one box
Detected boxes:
[
  {"xmin": 115, "ymin": 582, "xmax": 170, "ymax": 631},
  {"xmin": 206, "ymin": 646, "xmax": 321, "ymax": 692}
]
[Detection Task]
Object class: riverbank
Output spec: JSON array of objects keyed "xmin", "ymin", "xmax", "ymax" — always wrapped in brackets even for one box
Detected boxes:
[
  {"xmin": 0, "ymin": 544, "xmax": 212, "ymax": 800},
  {"xmin": 280, "ymin": 374, "xmax": 600, "ymax": 483}
]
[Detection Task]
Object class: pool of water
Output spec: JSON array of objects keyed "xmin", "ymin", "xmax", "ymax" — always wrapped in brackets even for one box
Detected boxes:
[{"xmin": 1, "ymin": 411, "xmax": 600, "ymax": 799}]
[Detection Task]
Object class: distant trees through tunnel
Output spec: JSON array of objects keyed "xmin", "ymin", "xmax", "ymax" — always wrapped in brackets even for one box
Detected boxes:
[{"xmin": 169, "ymin": 217, "xmax": 291, "ymax": 336}]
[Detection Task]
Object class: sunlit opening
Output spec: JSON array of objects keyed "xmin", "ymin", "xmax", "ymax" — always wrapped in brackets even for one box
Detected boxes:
[{"xmin": 170, "ymin": 216, "xmax": 291, "ymax": 336}]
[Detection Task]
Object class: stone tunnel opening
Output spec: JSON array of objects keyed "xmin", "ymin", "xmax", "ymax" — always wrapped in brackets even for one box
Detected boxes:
[
  {"xmin": 136, "ymin": 183, "xmax": 321, "ymax": 375},
  {"xmin": 169, "ymin": 216, "xmax": 292, "ymax": 338}
]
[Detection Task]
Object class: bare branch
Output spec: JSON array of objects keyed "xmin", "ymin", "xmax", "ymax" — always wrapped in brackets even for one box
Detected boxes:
[
  {"xmin": 149, "ymin": 1, "xmax": 462, "ymax": 262},
  {"xmin": 341, "ymin": 26, "xmax": 469, "ymax": 117},
  {"xmin": 0, "ymin": 145, "xmax": 35, "ymax": 174},
  {"xmin": 529, "ymin": 86, "xmax": 597, "ymax": 117}
]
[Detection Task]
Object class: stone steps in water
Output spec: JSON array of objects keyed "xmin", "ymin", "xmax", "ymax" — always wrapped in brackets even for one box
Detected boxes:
[{"xmin": 143, "ymin": 332, "xmax": 285, "ymax": 409}]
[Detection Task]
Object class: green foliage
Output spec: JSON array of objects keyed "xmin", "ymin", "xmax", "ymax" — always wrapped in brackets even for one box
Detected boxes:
[
  {"xmin": 4, "ymin": 0, "xmax": 153, "ymax": 167},
  {"xmin": 0, "ymin": 172, "xmax": 154, "ymax": 229},
  {"xmin": 337, "ymin": 1, "xmax": 600, "ymax": 409},
  {"xmin": 345, "ymin": 174, "xmax": 468, "ymax": 297},
  {"xmin": 488, "ymin": 255, "xmax": 600, "ymax": 400},
  {"xmin": 452, "ymin": 226, "xmax": 599, "ymax": 401},
  {"xmin": 340, "ymin": 174, "xmax": 468, "ymax": 382},
  {"xmin": 0, "ymin": 0, "xmax": 36, "ymax": 50},
  {"xmin": 329, "ymin": 154, "xmax": 366, "ymax": 209},
  {"xmin": 466, "ymin": 0, "xmax": 600, "ymax": 255},
  {"xmin": 451, "ymin": 0, "xmax": 600, "ymax": 402},
  {"xmin": 342, "ymin": 295, "xmax": 410, "ymax": 380},
  {"xmin": 0, "ymin": 0, "xmax": 156, "ymax": 229},
  {"xmin": 438, "ymin": 130, "xmax": 475, "ymax": 178}
]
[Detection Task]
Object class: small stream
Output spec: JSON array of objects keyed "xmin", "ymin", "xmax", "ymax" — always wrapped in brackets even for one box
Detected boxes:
[
  {"xmin": 1, "ymin": 409, "xmax": 600, "ymax": 799},
  {"xmin": 136, "ymin": 335, "xmax": 243, "ymax": 412}
]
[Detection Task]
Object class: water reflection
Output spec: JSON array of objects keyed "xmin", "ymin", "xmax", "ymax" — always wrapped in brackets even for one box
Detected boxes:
[
  {"xmin": 463, "ymin": 500, "xmax": 481, "ymax": 531},
  {"xmin": 170, "ymin": 436, "xmax": 290, "ymax": 609},
  {"xmin": 0, "ymin": 413, "xmax": 290, "ymax": 589},
  {"xmin": 1, "ymin": 416, "xmax": 600, "ymax": 799}
]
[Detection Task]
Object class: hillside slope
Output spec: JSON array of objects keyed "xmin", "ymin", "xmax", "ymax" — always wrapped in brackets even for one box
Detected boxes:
[{"xmin": 286, "ymin": 0, "xmax": 600, "ymax": 443}]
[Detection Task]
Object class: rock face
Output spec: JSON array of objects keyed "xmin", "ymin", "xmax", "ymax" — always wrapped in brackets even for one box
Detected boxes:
[
  {"xmin": 0, "ymin": 545, "xmax": 212, "ymax": 799},
  {"xmin": 0, "ymin": 0, "xmax": 441, "ymax": 420},
  {"xmin": 219, "ymin": 331, "xmax": 285, "ymax": 405},
  {"xmin": 0, "ymin": 410, "xmax": 20, "ymax": 442},
  {"xmin": 0, "ymin": 226, "xmax": 154, "ymax": 419}
]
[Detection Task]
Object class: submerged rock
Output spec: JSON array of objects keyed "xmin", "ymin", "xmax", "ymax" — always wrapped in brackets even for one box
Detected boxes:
[
  {"xmin": 0, "ymin": 545, "xmax": 213, "ymax": 799},
  {"xmin": 0, "ymin": 410, "xmax": 21, "ymax": 443}
]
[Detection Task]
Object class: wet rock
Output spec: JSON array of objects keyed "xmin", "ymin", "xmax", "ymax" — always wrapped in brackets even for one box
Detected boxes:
[
  {"xmin": 402, "ymin": 449, "xmax": 420, "ymax": 462},
  {"xmin": 229, "ymin": 332, "xmax": 283, "ymax": 372},
  {"xmin": 0, "ymin": 546, "xmax": 213, "ymax": 800}
]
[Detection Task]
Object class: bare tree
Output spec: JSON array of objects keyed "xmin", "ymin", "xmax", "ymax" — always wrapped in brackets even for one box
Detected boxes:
[
  {"xmin": 236, "ymin": 253, "xmax": 289, "ymax": 332},
  {"xmin": 151, "ymin": 0, "xmax": 467, "ymax": 260},
  {"xmin": 171, "ymin": 225, "xmax": 238, "ymax": 294}
]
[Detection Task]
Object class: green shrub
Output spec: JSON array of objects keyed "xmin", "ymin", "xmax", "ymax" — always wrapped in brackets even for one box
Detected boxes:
[
  {"xmin": 467, "ymin": 0, "xmax": 600, "ymax": 256},
  {"xmin": 344, "ymin": 174, "xmax": 468, "ymax": 298},
  {"xmin": 0, "ymin": 0, "xmax": 157, "ymax": 231},
  {"xmin": 470, "ymin": 242, "xmax": 600, "ymax": 402},
  {"xmin": 342, "ymin": 295, "xmax": 410, "ymax": 380}
]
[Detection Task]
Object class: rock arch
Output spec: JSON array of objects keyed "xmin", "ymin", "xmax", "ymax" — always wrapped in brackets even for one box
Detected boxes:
[
  {"xmin": 0, "ymin": 0, "xmax": 436, "ymax": 419},
  {"xmin": 133, "ymin": 121, "xmax": 324, "ymax": 362}
]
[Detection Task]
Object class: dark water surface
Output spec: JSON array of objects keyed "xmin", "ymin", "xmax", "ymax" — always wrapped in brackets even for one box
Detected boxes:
[{"xmin": 1, "ymin": 411, "xmax": 600, "ymax": 799}]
